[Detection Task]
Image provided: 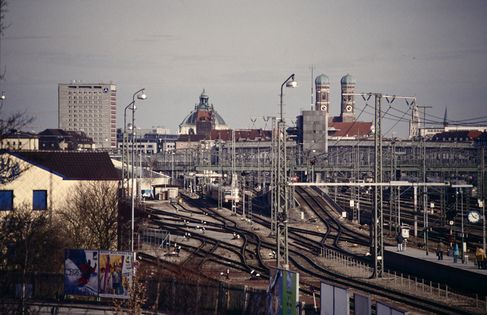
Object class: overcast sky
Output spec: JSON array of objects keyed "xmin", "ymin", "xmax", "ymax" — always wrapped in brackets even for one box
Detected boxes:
[{"xmin": 2, "ymin": 0, "xmax": 487, "ymax": 137}]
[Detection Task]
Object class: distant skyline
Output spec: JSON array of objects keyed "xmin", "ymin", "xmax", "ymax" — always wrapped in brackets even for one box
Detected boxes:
[{"xmin": 2, "ymin": 0, "xmax": 487, "ymax": 138}]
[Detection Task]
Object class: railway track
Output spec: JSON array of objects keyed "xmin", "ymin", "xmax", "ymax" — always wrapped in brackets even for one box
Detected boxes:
[
  {"xmin": 139, "ymin": 193, "xmax": 483, "ymax": 314},
  {"xmin": 330, "ymin": 189, "xmax": 485, "ymax": 249}
]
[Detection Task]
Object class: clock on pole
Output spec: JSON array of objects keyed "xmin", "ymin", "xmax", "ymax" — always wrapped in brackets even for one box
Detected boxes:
[{"xmin": 468, "ymin": 210, "xmax": 481, "ymax": 224}]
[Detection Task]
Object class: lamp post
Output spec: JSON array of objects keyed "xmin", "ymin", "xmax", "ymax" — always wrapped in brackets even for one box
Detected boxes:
[
  {"xmin": 280, "ymin": 74, "xmax": 297, "ymax": 121},
  {"xmin": 122, "ymin": 104, "xmax": 133, "ymax": 198},
  {"xmin": 275, "ymin": 73, "xmax": 297, "ymax": 270},
  {"xmin": 481, "ymin": 199, "xmax": 486, "ymax": 252},
  {"xmin": 171, "ymin": 151, "xmax": 175, "ymax": 185},
  {"xmin": 452, "ymin": 184, "xmax": 472, "ymax": 263},
  {"xmin": 130, "ymin": 88, "xmax": 147, "ymax": 253}
]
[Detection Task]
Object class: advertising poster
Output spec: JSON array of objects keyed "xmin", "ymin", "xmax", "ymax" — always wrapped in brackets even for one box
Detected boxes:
[
  {"xmin": 267, "ymin": 268, "xmax": 299, "ymax": 315},
  {"xmin": 98, "ymin": 251, "xmax": 133, "ymax": 299},
  {"xmin": 64, "ymin": 249, "xmax": 99, "ymax": 296}
]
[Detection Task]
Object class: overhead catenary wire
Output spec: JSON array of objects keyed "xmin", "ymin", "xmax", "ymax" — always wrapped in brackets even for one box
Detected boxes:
[{"xmin": 312, "ymin": 96, "xmax": 414, "ymax": 163}]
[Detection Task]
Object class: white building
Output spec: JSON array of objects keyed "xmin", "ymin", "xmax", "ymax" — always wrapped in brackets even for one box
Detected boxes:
[{"xmin": 0, "ymin": 151, "xmax": 119, "ymax": 213}]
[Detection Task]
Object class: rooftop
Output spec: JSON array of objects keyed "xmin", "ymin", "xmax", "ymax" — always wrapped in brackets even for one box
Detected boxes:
[{"xmin": 10, "ymin": 150, "xmax": 119, "ymax": 180}]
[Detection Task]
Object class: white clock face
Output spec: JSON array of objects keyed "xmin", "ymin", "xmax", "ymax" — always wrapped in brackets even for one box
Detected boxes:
[
  {"xmin": 320, "ymin": 105, "xmax": 327, "ymax": 112},
  {"xmin": 468, "ymin": 211, "xmax": 480, "ymax": 223},
  {"xmin": 345, "ymin": 105, "xmax": 353, "ymax": 112}
]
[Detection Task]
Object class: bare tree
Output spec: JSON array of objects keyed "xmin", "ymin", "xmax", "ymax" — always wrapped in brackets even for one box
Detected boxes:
[
  {"xmin": 0, "ymin": 0, "xmax": 9, "ymax": 80},
  {"xmin": 0, "ymin": 101, "xmax": 35, "ymax": 185},
  {"xmin": 0, "ymin": 1, "xmax": 34, "ymax": 184},
  {"xmin": 0, "ymin": 204, "xmax": 69, "ymax": 273},
  {"xmin": 113, "ymin": 273, "xmax": 147, "ymax": 315},
  {"xmin": 59, "ymin": 181, "xmax": 119, "ymax": 250}
]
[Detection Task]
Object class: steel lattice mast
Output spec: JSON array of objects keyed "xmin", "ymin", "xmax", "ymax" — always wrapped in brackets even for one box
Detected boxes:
[
  {"xmin": 275, "ymin": 74, "xmax": 297, "ymax": 270},
  {"xmin": 373, "ymin": 93, "xmax": 384, "ymax": 278},
  {"xmin": 270, "ymin": 117, "xmax": 278, "ymax": 236},
  {"xmin": 343, "ymin": 92, "xmax": 416, "ymax": 278},
  {"xmin": 276, "ymin": 117, "xmax": 289, "ymax": 269}
]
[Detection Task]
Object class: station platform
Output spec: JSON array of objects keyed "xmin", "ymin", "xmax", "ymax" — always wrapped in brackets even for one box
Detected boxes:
[{"xmin": 384, "ymin": 246, "xmax": 487, "ymax": 296}]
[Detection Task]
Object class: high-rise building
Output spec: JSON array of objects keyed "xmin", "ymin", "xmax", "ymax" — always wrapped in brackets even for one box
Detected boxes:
[{"xmin": 58, "ymin": 82, "xmax": 116, "ymax": 149}]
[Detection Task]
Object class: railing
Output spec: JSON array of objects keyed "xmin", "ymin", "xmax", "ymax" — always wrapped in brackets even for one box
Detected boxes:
[{"xmin": 321, "ymin": 248, "xmax": 487, "ymax": 312}]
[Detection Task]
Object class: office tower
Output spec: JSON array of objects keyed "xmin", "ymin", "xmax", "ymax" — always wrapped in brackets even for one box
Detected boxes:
[{"xmin": 58, "ymin": 82, "xmax": 116, "ymax": 149}]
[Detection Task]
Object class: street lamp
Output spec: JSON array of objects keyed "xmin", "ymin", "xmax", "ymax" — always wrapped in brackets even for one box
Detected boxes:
[
  {"xmin": 279, "ymin": 74, "xmax": 297, "ymax": 120},
  {"xmin": 122, "ymin": 88, "xmax": 146, "ymax": 198},
  {"xmin": 122, "ymin": 105, "xmax": 132, "ymax": 198},
  {"xmin": 276, "ymin": 73, "xmax": 297, "ymax": 270},
  {"xmin": 129, "ymin": 88, "xmax": 147, "ymax": 253}
]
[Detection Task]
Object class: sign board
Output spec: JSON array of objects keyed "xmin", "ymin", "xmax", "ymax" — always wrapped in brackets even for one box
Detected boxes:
[
  {"xmin": 64, "ymin": 249, "xmax": 133, "ymax": 299},
  {"xmin": 376, "ymin": 302, "xmax": 407, "ymax": 315},
  {"xmin": 354, "ymin": 293, "xmax": 371, "ymax": 315},
  {"xmin": 64, "ymin": 249, "xmax": 99, "ymax": 296},
  {"xmin": 349, "ymin": 200, "xmax": 355, "ymax": 208},
  {"xmin": 401, "ymin": 227, "xmax": 410, "ymax": 239},
  {"xmin": 98, "ymin": 251, "xmax": 133, "ymax": 299},
  {"xmin": 320, "ymin": 282, "xmax": 350, "ymax": 315},
  {"xmin": 267, "ymin": 268, "xmax": 299, "ymax": 315}
]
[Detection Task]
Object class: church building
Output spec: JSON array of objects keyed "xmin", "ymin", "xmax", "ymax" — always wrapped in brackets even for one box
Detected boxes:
[{"xmin": 178, "ymin": 90, "xmax": 229, "ymax": 137}]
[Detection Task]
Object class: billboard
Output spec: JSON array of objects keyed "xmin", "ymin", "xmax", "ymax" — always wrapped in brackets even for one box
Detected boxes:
[
  {"xmin": 320, "ymin": 282, "xmax": 350, "ymax": 315},
  {"xmin": 267, "ymin": 268, "xmax": 299, "ymax": 315},
  {"xmin": 64, "ymin": 249, "xmax": 133, "ymax": 298},
  {"xmin": 376, "ymin": 302, "xmax": 407, "ymax": 315},
  {"xmin": 64, "ymin": 249, "xmax": 99, "ymax": 296},
  {"xmin": 98, "ymin": 251, "xmax": 133, "ymax": 299}
]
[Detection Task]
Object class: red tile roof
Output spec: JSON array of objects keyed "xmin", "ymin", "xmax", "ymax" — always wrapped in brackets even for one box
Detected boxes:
[
  {"xmin": 328, "ymin": 121, "xmax": 373, "ymax": 138},
  {"xmin": 432, "ymin": 130, "xmax": 482, "ymax": 142},
  {"xmin": 210, "ymin": 129, "xmax": 271, "ymax": 141},
  {"xmin": 10, "ymin": 150, "xmax": 119, "ymax": 180}
]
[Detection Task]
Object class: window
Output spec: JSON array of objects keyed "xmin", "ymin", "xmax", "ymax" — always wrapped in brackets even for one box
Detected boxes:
[
  {"xmin": 0, "ymin": 190, "xmax": 13, "ymax": 210},
  {"xmin": 33, "ymin": 190, "xmax": 47, "ymax": 210}
]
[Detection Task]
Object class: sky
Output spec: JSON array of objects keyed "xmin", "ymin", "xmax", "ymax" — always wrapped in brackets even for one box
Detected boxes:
[{"xmin": 2, "ymin": 0, "xmax": 487, "ymax": 138}]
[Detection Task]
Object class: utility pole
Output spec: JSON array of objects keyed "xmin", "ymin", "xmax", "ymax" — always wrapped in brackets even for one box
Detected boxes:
[
  {"xmin": 418, "ymin": 105, "xmax": 432, "ymax": 255},
  {"xmin": 270, "ymin": 117, "xmax": 277, "ymax": 236},
  {"xmin": 276, "ymin": 116, "xmax": 289, "ymax": 269},
  {"xmin": 343, "ymin": 92, "xmax": 415, "ymax": 279},
  {"xmin": 389, "ymin": 140, "xmax": 395, "ymax": 233},
  {"xmin": 275, "ymin": 74, "xmax": 297, "ymax": 270},
  {"xmin": 355, "ymin": 143, "xmax": 360, "ymax": 223},
  {"xmin": 461, "ymin": 189, "xmax": 465, "ymax": 263},
  {"xmin": 373, "ymin": 93, "xmax": 384, "ymax": 278},
  {"xmin": 482, "ymin": 147, "xmax": 486, "ymax": 252},
  {"xmin": 231, "ymin": 129, "xmax": 237, "ymax": 215}
]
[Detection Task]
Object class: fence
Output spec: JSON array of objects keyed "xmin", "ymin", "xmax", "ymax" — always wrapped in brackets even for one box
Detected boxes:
[
  {"xmin": 0, "ymin": 271, "xmax": 268, "ymax": 315},
  {"xmin": 322, "ymin": 248, "xmax": 487, "ymax": 312}
]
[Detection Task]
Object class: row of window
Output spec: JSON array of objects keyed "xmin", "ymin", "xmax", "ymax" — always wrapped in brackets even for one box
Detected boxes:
[
  {"xmin": 0, "ymin": 190, "xmax": 47, "ymax": 210},
  {"xmin": 68, "ymin": 101, "xmax": 106, "ymax": 105},
  {"xmin": 67, "ymin": 91, "xmax": 105, "ymax": 95},
  {"xmin": 68, "ymin": 95, "xmax": 104, "ymax": 99}
]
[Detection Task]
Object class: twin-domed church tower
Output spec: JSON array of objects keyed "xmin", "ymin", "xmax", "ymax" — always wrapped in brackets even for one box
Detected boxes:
[{"xmin": 315, "ymin": 73, "xmax": 356, "ymax": 122}]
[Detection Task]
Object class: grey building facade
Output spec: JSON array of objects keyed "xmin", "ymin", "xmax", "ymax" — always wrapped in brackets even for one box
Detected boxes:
[
  {"xmin": 58, "ymin": 82, "xmax": 116, "ymax": 149},
  {"xmin": 297, "ymin": 110, "xmax": 328, "ymax": 152}
]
